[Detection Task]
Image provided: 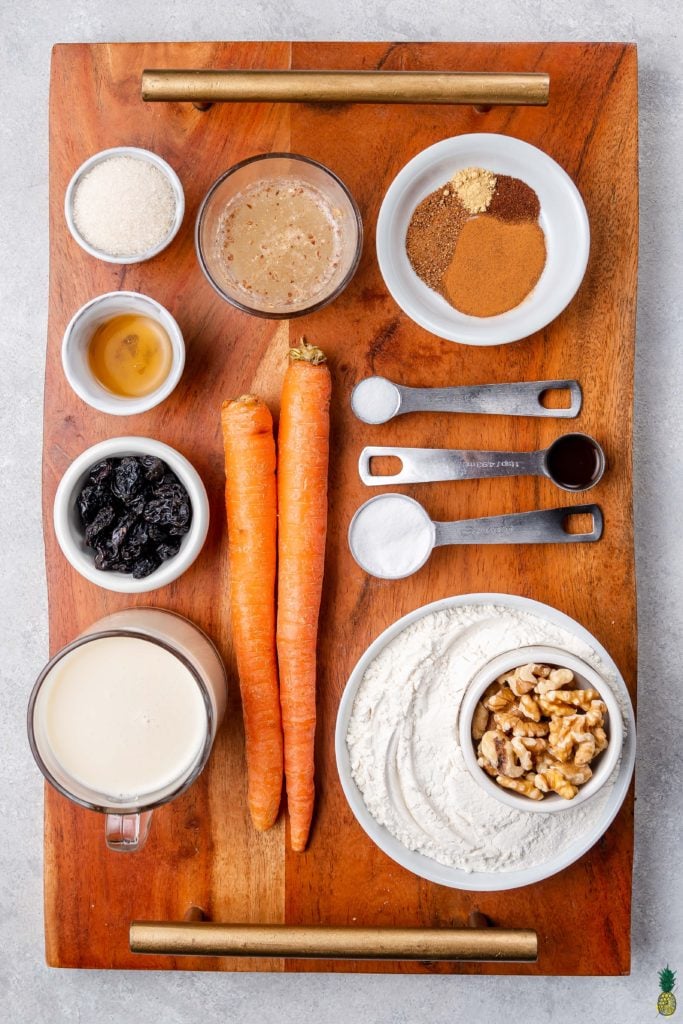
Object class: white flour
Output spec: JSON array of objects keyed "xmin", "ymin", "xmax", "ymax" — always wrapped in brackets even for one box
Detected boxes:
[{"xmin": 346, "ymin": 603, "xmax": 621, "ymax": 873}]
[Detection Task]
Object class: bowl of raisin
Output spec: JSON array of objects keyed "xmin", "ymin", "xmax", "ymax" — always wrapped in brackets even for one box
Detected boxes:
[{"xmin": 53, "ymin": 437, "xmax": 209, "ymax": 593}]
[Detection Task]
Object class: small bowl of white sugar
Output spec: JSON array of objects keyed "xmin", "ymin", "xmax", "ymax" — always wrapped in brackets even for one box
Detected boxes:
[{"xmin": 65, "ymin": 147, "xmax": 184, "ymax": 264}]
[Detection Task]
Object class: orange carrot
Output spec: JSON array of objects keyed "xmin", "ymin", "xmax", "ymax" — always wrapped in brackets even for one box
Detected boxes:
[
  {"xmin": 276, "ymin": 341, "xmax": 331, "ymax": 852},
  {"xmin": 221, "ymin": 395, "xmax": 283, "ymax": 831}
]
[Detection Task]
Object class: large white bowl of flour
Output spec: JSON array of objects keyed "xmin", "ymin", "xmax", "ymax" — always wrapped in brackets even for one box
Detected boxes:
[{"xmin": 336, "ymin": 594, "xmax": 635, "ymax": 891}]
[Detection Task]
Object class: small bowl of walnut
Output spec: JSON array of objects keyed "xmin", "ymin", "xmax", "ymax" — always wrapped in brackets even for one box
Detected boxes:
[{"xmin": 458, "ymin": 646, "xmax": 623, "ymax": 813}]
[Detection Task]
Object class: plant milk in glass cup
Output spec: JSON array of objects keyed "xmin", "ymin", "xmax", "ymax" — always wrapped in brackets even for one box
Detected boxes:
[{"xmin": 28, "ymin": 608, "xmax": 227, "ymax": 852}]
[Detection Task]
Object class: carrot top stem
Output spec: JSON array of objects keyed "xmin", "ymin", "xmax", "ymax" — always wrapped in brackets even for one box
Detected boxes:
[{"xmin": 289, "ymin": 338, "xmax": 327, "ymax": 365}]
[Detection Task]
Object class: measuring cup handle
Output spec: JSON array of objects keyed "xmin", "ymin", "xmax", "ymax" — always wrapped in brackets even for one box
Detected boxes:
[
  {"xmin": 400, "ymin": 380, "xmax": 582, "ymax": 418},
  {"xmin": 359, "ymin": 446, "xmax": 543, "ymax": 485},
  {"xmin": 434, "ymin": 505, "xmax": 603, "ymax": 546},
  {"xmin": 105, "ymin": 811, "xmax": 153, "ymax": 852}
]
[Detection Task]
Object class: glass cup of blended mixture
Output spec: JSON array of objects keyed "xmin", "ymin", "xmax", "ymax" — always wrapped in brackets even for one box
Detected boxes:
[
  {"xmin": 195, "ymin": 153, "xmax": 363, "ymax": 318},
  {"xmin": 28, "ymin": 608, "xmax": 227, "ymax": 852}
]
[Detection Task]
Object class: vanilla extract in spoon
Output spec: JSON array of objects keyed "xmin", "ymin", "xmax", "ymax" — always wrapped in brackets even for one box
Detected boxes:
[
  {"xmin": 545, "ymin": 433, "xmax": 605, "ymax": 490},
  {"xmin": 358, "ymin": 432, "xmax": 606, "ymax": 493}
]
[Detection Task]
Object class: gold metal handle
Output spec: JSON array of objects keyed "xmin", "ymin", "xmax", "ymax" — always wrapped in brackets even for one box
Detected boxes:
[
  {"xmin": 129, "ymin": 920, "xmax": 538, "ymax": 962},
  {"xmin": 141, "ymin": 70, "xmax": 549, "ymax": 108}
]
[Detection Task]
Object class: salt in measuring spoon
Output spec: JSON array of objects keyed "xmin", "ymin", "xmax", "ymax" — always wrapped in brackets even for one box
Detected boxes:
[
  {"xmin": 351, "ymin": 376, "xmax": 582, "ymax": 425},
  {"xmin": 348, "ymin": 493, "xmax": 603, "ymax": 580},
  {"xmin": 359, "ymin": 433, "xmax": 606, "ymax": 492}
]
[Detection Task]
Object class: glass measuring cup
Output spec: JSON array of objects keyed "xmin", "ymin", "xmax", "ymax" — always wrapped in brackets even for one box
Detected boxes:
[
  {"xmin": 27, "ymin": 608, "xmax": 227, "ymax": 852},
  {"xmin": 348, "ymin": 493, "xmax": 603, "ymax": 579}
]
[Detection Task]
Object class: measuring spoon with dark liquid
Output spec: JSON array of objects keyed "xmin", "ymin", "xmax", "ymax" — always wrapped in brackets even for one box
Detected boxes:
[{"xmin": 359, "ymin": 432, "xmax": 606, "ymax": 492}]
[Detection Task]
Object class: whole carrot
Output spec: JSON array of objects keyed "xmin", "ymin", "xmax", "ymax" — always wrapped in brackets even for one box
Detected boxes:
[
  {"xmin": 277, "ymin": 341, "xmax": 331, "ymax": 852},
  {"xmin": 221, "ymin": 395, "xmax": 283, "ymax": 831}
]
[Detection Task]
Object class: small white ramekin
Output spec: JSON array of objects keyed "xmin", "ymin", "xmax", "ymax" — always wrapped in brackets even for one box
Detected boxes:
[
  {"xmin": 62, "ymin": 291, "xmax": 185, "ymax": 416},
  {"xmin": 53, "ymin": 437, "xmax": 209, "ymax": 594},
  {"xmin": 458, "ymin": 645, "xmax": 623, "ymax": 813},
  {"xmin": 64, "ymin": 146, "xmax": 185, "ymax": 264}
]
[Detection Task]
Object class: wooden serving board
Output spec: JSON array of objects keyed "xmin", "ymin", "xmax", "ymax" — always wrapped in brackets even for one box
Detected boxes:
[{"xmin": 44, "ymin": 41, "xmax": 638, "ymax": 974}]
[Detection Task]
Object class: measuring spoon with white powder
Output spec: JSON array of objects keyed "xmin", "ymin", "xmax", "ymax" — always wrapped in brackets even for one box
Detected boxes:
[
  {"xmin": 348, "ymin": 494, "xmax": 603, "ymax": 579},
  {"xmin": 351, "ymin": 376, "xmax": 582, "ymax": 424}
]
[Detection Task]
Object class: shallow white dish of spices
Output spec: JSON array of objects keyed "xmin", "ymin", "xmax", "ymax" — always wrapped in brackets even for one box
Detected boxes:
[
  {"xmin": 376, "ymin": 133, "xmax": 590, "ymax": 346},
  {"xmin": 335, "ymin": 594, "xmax": 635, "ymax": 892},
  {"xmin": 64, "ymin": 146, "xmax": 184, "ymax": 264}
]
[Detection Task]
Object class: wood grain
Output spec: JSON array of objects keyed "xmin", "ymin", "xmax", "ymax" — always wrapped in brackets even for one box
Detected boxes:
[{"xmin": 44, "ymin": 41, "xmax": 638, "ymax": 974}]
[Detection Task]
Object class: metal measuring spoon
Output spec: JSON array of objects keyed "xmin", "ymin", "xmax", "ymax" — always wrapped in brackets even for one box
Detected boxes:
[
  {"xmin": 351, "ymin": 376, "xmax": 582, "ymax": 425},
  {"xmin": 348, "ymin": 494, "xmax": 603, "ymax": 580},
  {"xmin": 359, "ymin": 433, "xmax": 606, "ymax": 492}
]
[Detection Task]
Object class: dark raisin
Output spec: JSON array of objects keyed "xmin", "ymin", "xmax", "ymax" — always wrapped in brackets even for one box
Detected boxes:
[
  {"xmin": 155, "ymin": 538, "xmax": 182, "ymax": 561},
  {"xmin": 147, "ymin": 522, "xmax": 168, "ymax": 543},
  {"xmin": 128, "ymin": 493, "xmax": 147, "ymax": 517},
  {"xmin": 93, "ymin": 547, "xmax": 113, "ymax": 570},
  {"xmin": 139, "ymin": 455, "xmax": 165, "ymax": 484},
  {"xmin": 77, "ymin": 483, "xmax": 109, "ymax": 525},
  {"xmin": 132, "ymin": 555, "xmax": 161, "ymax": 579},
  {"xmin": 143, "ymin": 490, "xmax": 192, "ymax": 534},
  {"xmin": 112, "ymin": 457, "xmax": 144, "ymax": 504},
  {"xmin": 84, "ymin": 506, "xmax": 116, "ymax": 544},
  {"xmin": 168, "ymin": 507, "xmax": 192, "ymax": 535},
  {"xmin": 157, "ymin": 471, "xmax": 184, "ymax": 492},
  {"xmin": 88, "ymin": 459, "xmax": 114, "ymax": 484},
  {"xmin": 93, "ymin": 540, "xmax": 129, "ymax": 572},
  {"xmin": 110, "ymin": 514, "xmax": 136, "ymax": 555},
  {"xmin": 119, "ymin": 522, "xmax": 150, "ymax": 563}
]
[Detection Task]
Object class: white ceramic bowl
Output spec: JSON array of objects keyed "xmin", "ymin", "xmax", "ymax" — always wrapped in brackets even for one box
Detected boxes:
[
  {"xmin": 335, "ymin": 593, "xmax": 636, "ymax": 892},
  {"xmin": 64, "ymin": 146, "xmax": 185, "ymax": 264},
  {"xmin": 53, "ymin": 437, "xmax": 209, "ymax": 594},
  {"xmin": 62, "ymin": 291, "xmax": 185, "ymax": 416},
  {"xmin": 458, "ymin": 645, "xmax": 623, "ymax": 814},
  {"xmin": 376, "ymin": 133, "xmax": 590, "ymax": 345}
]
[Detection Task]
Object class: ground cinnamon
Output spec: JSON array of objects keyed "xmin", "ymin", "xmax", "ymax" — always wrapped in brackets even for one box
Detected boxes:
[{"xmin": 442, "ymin": 217, "xmax": 546, "ymax": 317}]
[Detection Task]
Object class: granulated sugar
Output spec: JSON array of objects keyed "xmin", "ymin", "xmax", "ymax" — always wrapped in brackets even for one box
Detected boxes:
[{"xmin": 73, "ymin": 155, "xmax": 176, "ymax": 258}]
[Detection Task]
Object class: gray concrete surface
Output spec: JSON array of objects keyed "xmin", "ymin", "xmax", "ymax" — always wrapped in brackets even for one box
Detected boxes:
[{"xmin": 1, "ymin": 1, "xmax": 681, "ymax": 1021}]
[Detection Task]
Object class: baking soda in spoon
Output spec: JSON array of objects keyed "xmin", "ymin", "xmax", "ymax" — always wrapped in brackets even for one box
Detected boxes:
[
  {"xmin": 348, "ymin": 494, "xmax": 603, "ymax": 580},
  {"xmin": 349, "ymin": 495, "xmax": 435, "ymax": 579}
]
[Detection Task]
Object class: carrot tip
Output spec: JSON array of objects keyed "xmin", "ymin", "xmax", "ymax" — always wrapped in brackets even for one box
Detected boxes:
[{"xmin": 253, "ymin": 819, "xmax": 278, "ymax": 833}]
